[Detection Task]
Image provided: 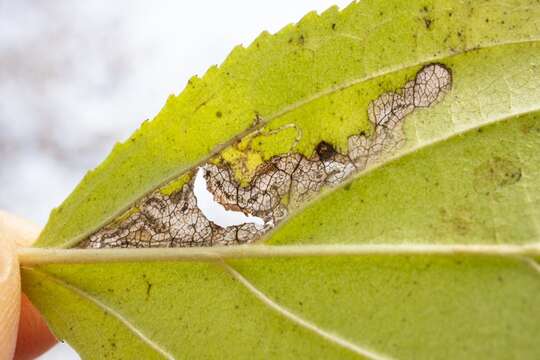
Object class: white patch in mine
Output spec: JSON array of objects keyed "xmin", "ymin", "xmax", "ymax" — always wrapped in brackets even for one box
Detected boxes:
[{"xmin": 193, "ymin": 167, "xmax": 265, "ymax": 228}]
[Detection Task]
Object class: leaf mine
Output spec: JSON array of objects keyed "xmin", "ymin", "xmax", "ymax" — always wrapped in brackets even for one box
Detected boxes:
[{"xmin": 81, "ymin": 64, "xmax": 452, "ymax": 248}]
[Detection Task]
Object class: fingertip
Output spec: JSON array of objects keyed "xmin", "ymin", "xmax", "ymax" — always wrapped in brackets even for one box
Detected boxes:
[
  {"xmin": 0, "ymin": 227, "xmax": 20, "ymax": 360},
  {"xmin": 14, "ymin": 293, "xmax": 57, "ymax": 360},
  {"xmin": 0, "ymin": 211, "xmax": 56, "ymax": 359}
]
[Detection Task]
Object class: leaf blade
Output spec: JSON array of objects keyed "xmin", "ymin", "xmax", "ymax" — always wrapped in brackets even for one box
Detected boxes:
[
  {"xmin": 22, "ymin": 252, "xmax": 540, "ymax": 359},
  {"xmin": 36, "ymin": 0, "xmax": 540, "ymax": 248},
  {"xmin": 266, "ymin": 110, "xmax": 540, "ymax": 246},
  {"xmin": 23, "ymin": 262, "xmax": 362, "ymax": 360},
  {"xmin": 21, "ymin": 0, "xmax": 540, "ymax": 358}
]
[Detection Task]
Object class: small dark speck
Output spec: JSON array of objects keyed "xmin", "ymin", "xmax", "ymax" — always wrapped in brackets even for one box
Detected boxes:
[
  {"xmin": 424, "ymin": 17, "xmax": 433, "ymax": 29},
  {"xmin": 316, "ymin": 140, "xmax": 336, "ymax": 161},
  {"xmin": 216, "ymin": 111, "xmax": 222, "ymax": 118},
  {"xmin": 331, "ymin": 23, "xmax": 336, "ymax": 30},
  {"xmin": 485, "ymin": 18, "xmax": 489, "ymax": 23}
]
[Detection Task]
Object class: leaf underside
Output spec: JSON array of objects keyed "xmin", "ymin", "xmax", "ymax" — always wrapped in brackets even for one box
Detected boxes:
[
  {"xmin": 22, "ymin": 0, "xmax": 540, "ymax": 359},
  {"xmin": 35, "ymin": 0, "xmax": 540, "ymax": 249}
]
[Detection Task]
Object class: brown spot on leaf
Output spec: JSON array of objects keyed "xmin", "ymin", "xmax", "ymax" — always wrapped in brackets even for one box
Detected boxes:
[
  {"xmin": 474, "ymin": 157, "xmax": 522, "ymax": 193},
  {"xmin": 440, "ymin": 208, "xmax": 472, "ymax": 236},
  {"xmin": 450, "ymin": 215, "xmax": 472, "ymax": 236}
]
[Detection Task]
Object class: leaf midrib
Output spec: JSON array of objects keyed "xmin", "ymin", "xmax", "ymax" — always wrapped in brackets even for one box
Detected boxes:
[
  {"xmin": 60, "ymin": 38, "xmax": 540, "ymax": 249},
  {"xmin": 19, "ymin": 243, "xmax": 540, "ymax": 265}
]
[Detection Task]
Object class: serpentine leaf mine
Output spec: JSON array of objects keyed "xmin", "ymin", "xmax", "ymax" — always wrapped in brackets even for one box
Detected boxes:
[{"xmin": 81, "ymin": 63, "xmax": 452, "ymax": 248}]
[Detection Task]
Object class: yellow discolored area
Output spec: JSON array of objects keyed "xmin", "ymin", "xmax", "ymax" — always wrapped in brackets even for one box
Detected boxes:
[{"xmin": 159, "ymin": 173, "xmax": 192, "ymax": 196}]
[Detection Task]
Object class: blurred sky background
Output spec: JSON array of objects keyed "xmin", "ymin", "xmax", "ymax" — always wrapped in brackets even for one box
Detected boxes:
[{"xmin": 0, "ymin": 0, "xmax": 350, "ymax": 358}]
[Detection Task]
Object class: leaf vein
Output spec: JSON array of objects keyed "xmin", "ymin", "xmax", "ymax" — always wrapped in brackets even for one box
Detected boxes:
[
  {"xmin": 24, "ymin": 267, "xmax": 175, "ymax": 360},
  {"xmin": 222, "ymin": 262, "xmax": 394, "ymax": 360}
]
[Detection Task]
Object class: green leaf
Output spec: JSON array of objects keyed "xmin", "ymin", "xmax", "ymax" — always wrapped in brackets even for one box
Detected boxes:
[
  {"xmin": 21, "ymin": 0, "xmax": 540, "ymax": 359},
  {"xmin": 20, "ymin": 245, "xmax": 540, "ymax": 359},
  {"xmin": 35, "ymin": 0, "xmax": 540, "ymax": 248},
  {"xmin": 267, "ymin": 112, "xmax": 540, "ymax": 246}
]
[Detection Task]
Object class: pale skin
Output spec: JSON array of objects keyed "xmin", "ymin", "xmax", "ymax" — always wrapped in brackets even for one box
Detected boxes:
[{"xmin": 0, "ymin": 211, "xmax": 56, "ymax": 360}]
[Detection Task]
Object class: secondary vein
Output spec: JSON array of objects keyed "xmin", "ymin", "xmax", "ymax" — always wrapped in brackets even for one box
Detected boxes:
[
  {"xmin": 23, "ymin": 267, "xmax": 175, "ymax": 360},
  {"xmin": 222, "ymin": 262, "xmax": 393, "ymax": 360}
]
